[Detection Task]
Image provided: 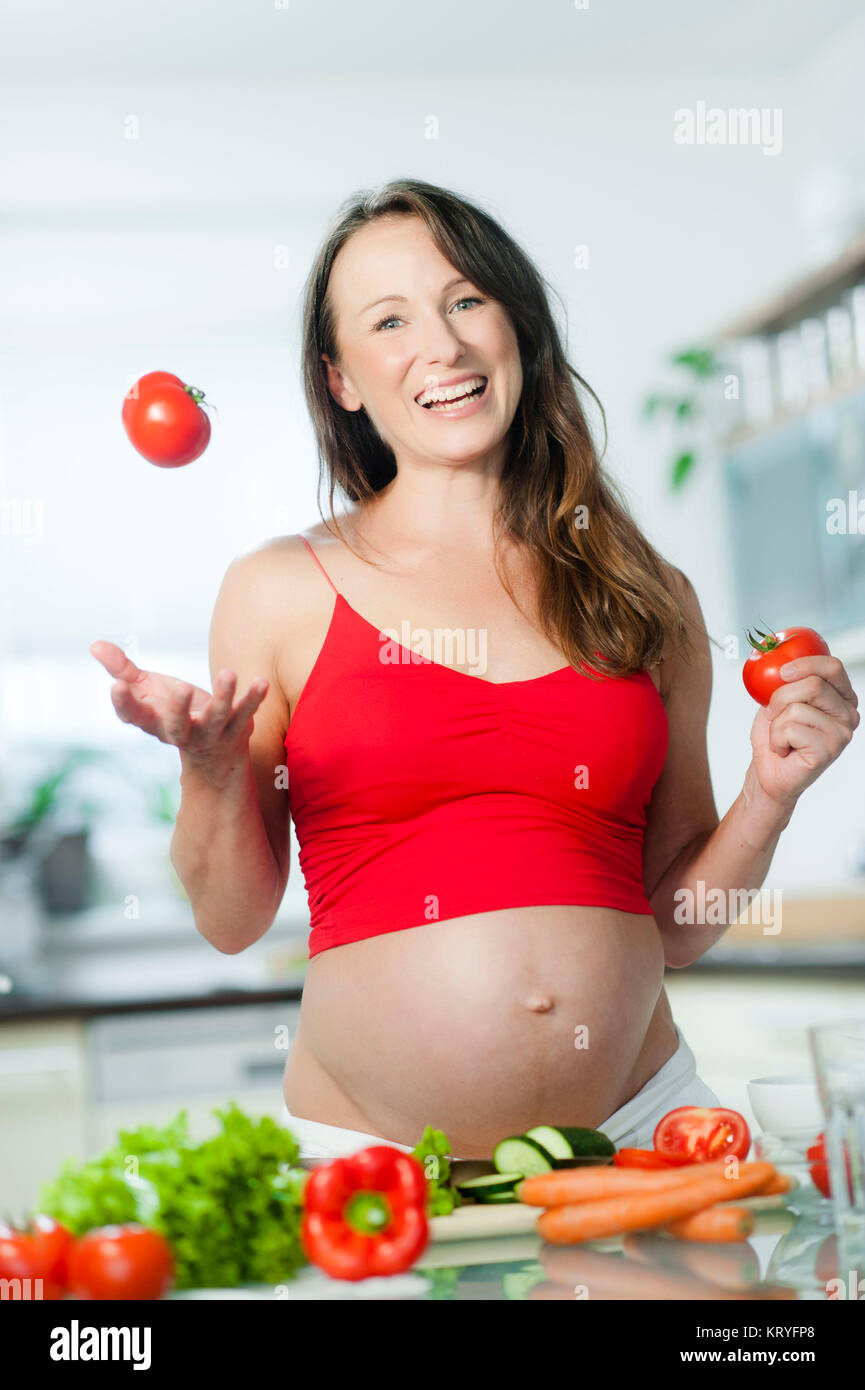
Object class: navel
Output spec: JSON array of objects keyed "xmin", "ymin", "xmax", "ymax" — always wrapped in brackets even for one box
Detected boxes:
[{"xmin": 524, "ymin": 993, "xmax": 555, "ymax": 1014}]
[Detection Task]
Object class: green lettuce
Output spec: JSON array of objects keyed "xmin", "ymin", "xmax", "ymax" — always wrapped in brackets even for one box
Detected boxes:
[
  {"xmin": 40, "ymin": 1104, "xmax": 308, "ymax": 1290},
  {"xmin": 411, "ymin": 1125, "xmax": 461, "ymax": 1216}
]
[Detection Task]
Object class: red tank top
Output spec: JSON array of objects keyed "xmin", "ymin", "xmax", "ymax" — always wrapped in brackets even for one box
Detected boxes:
[{"xmin": 284, "ymin": 537, "xmax": 668, "ymax": 957}]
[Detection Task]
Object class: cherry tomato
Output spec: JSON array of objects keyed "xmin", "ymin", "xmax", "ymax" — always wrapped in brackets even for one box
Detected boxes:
[
  {"xmin": 122, "ymin": 370, "xmax": 212, "ymax": 467},
  {"xmin": 613, "ymin": 1148, "xmax": 677, "ymax": 1169},
  {"xmin": 67, "ymin": 1224, "xmax": 174, "ymax": 1301},
  {"xmin": 0, "ymin": 1215, "xmax": 73, "ymax": 1299},
  {"xmin": 742, "ymin": 625, "xmax": 829, "ymax": 706},
  {"xmin": 653, "ymin": 1107, "xmax": 751, "ymax": 1164}
]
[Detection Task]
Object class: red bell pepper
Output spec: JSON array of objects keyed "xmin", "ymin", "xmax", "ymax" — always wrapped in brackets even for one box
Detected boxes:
[{"xmin": 301, "ymin": 1145, "xmax": 429, "ymax": 1281}]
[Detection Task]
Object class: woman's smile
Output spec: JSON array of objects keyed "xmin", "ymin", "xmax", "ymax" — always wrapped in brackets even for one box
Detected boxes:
[{"xmin": 415, "ymin": 374, "xmax": 490, "ymax": 418}]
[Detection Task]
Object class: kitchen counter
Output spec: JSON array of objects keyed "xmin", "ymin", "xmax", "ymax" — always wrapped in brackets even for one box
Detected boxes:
[
  {"xmin": 167, "ymin": 1186, "xmax": 840, "ymax": 1300},
  {"xmin": 0, "ymin": 902, "xmax": 309, "ymax": 1021}
]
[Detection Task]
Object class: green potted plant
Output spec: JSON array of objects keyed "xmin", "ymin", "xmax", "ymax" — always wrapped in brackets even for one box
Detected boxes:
[
  {"xmin": 641, "ymin": 344, "xmax": 729, "ymax": 488},
  {"xmin": 1, "ymin": 749, "xmax": 103, "ymax": 914}
]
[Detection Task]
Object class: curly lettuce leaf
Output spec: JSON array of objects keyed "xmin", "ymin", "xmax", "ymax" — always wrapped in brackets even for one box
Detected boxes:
[{"xmin": 40, "ymin": 1104, "xmax": 308, "ymax": 1290}]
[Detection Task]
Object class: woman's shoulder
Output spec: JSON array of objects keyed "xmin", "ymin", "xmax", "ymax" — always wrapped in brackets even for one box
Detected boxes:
[{"xmin": 653, "ymin": 564, "xmax": 711, "ymax": 704}]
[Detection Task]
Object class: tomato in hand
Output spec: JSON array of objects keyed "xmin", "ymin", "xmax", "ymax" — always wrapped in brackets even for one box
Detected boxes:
[
  {"xmin": 742, "ymin": 625, "xmax": 829, "ymax": 706},
  {"xmin": 0, "ymin": 1215, "xmax": 73, "ymax": 1299},
  {"xmin": 654, "ymin": 1107, "xmax": 751, "ymax": 1165},
  {"xmin": 613, "ymin": 1148, "xmax": 676, "ymax": 1169},
  {"xmin": 67, "ymin": 1224, "xmax": 174, "ymax": 1301},
  {"xmin": 122, "ymin": 370, "xmax": 212, "ymax": 467}
]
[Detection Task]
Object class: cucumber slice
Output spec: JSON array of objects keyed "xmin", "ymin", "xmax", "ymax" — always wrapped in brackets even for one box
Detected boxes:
[
  {"xmin": 524, "ymin": 1125, "xmax": 574, "ymax": 1160},
  {"xmin": 455, "ymin": 1172, "xmax": 522, "ymax": 1200},
  {"xmin": 493, "ymin": 1135, "xmax": 555, "ymax": 1178},
  {"xmin": 549, "ymin": 1126, "xmax": 616, "ymax": 1158},
  {"xmin": 551, "ymin": 1154, "xmax": 614, "ymax": 1169}
]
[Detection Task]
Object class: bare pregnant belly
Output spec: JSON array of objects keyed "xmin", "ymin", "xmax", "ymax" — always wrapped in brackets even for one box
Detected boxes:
[{"xmin": 283, "ymin": 905, "xmax": 678, "ymax": 1157}]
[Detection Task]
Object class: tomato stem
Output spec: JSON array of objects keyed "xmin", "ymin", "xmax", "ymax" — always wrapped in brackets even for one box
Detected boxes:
[{"xmin": 745, "ymin": 623, "xmax": 779, "ymax": 654}]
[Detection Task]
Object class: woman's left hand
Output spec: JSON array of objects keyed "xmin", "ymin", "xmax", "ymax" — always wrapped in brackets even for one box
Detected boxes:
[{"xmin": 749, "ymin": 654, "xmax": 860, "ymax": 808}]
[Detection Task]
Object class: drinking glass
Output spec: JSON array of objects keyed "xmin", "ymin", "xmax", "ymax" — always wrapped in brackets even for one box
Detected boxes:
[{"xmin": 808, "ymin": 1018, "xmax": 865, "ymax": 1290}]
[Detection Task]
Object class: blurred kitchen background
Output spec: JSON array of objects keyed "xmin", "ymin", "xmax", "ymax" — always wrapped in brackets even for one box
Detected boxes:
[{"xmin": 1, "ymin": 0, "xmax": 864, "ymax": 1210}]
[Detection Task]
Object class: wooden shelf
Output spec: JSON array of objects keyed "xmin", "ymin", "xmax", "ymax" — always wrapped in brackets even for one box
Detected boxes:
[
  {"xmin": 715, "ymin": 228, "xmax": 865, "ymax": 341},
  {"xmin": 724, "ymin": 891, "xmax": 865, "ymax": 947}
]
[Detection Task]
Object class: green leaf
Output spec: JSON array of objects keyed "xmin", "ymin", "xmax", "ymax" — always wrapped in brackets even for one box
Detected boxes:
[
  {"xmin": 642, "ymin": 392, "xmax": 674, "ymax": 419},
  {"xmin": 670, "ymin": 451, "xmax": 696, "ymax": 489},
  {"xmin": 40, "ymin": 1103, "xmax": 307, "ymax": 1290},
  {"xmin": 670, "ymin": 346, "xmax": 720, "ymax": 377}
]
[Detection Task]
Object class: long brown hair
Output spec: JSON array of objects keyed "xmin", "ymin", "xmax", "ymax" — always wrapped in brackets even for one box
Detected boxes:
[{"xmin": 300, "ymin": 177, "xmax": 697, "ymax": 677}]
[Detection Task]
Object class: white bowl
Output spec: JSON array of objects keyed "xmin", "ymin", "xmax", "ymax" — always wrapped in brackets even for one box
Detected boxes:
[{"xmin": 746, "ymin": 1074, "xmax": 824, "ymax": 1138}]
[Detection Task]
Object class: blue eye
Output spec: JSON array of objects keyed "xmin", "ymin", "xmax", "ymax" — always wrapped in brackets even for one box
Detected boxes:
[{"xmin": 373, "ymin": 296, "xmax": 484, "ymax": 332}]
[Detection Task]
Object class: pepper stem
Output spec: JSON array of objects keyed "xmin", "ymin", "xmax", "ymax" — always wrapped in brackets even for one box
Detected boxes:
[{"xmin": 344, "ymin": 1190, "xmax": 392, "ymax": 1236}]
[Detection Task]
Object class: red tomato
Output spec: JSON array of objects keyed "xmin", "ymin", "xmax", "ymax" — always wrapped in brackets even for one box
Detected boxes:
[
  {"xmin": 807, "ymin": 1133, "xmax": 832, "ymax": 1198},
  {"xmin": 653, "ymin": 1107, "xmax": 751, "ymax": 1164},
  {"xmin": 613, "ymin": 1148, "xmax": 677, "ymax": 1169},
  {"xmin": 806, "ymin": 1130, "xmax": 854, "ymax": 1202},
  {"xmin": 122, "ymin": 370, "xmax": 212, "ymax": 467},
  {"xmin": 0, "ymin": 1215, "xmax": 73, "ymax": 1299},
  {"xmin": 67, "ymin": 1225, "xmax": 174, "ymax": 1301},
  {"xmin": 742, "ymin": 625, "xmax": 829, "ymax": 706}
]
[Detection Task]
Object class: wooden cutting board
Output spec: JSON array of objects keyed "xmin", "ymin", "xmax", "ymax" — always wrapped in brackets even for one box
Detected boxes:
[{"xmin": 430, "ymin": 1189, "xmax": 791, "ymax": 1244}]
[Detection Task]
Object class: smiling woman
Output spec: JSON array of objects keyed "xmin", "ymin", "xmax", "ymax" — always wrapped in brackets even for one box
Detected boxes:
[
  {"xmin": 261, "ymin": 178, "xmax": 724, "ymax": 1158},
  {"xmin": 113, "ymin": 177, "xmax": 859, "ymax": 1164}
]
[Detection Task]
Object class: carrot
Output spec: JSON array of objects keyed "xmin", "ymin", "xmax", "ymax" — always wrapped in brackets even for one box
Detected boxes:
[
  {"xmin": 518, "ymin": 1159, "xmax": 775, "ymax": 1207},
  {"xmin": 662, "ymin": 1205, "xmax": 755, "ymax": 1242},
  {"xmin": 535, "ymin": 1161, "xmax": 776, "ymax": 1243},
  {"xmin": 752, "ymin": 1172, "xmax": 792, "ymax": 1197}
]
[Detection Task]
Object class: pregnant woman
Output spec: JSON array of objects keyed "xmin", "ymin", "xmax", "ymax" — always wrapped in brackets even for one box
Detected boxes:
[{"xmin": 91, "ymin": 179, "xmax": 859, "ymax": 1161}]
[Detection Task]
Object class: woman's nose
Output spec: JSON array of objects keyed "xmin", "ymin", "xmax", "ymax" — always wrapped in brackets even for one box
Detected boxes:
[{"xmin": 418, "ymin": 314, "xmax": 466, "ymax": 365}]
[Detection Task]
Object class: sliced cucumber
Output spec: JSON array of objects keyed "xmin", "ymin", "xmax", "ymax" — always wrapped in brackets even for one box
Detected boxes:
[
  {"xmin": 524, "ymin": 1125, "xmax": 575, "ymax": 1160},
  {"xmin": 493, "ymin": 1135, "xmax": 555, "ymax": 1178},
  {"xmin": 549, "ymin": 1126, "xmax": 616, "ymax": 1159},
  {"xmin": 455, "ymin": 1172, "xmax": 522, "ymax": 1201},
  {"xmin": 551, "ymin": 1154, "xmax": 614, "ymax": 1169}
]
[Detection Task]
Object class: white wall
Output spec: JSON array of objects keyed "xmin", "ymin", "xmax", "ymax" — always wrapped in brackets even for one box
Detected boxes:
[{"xmin": 2, "ymin": 7, "xmax": 864, "ymax": 897}]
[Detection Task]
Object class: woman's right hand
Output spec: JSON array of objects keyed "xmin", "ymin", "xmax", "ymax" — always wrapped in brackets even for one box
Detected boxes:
[{"xmin": 89, "ymin": 640, "xmax": 270, "ymax": 785}]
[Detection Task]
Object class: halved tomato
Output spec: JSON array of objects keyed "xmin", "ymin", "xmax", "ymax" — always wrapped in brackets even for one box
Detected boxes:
[{"xmin": 653, "ymin": 1107, "xmax": 751, "ymax": 1164}]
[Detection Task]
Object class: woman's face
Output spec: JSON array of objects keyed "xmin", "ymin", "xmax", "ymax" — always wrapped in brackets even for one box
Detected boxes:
[{"xmin": 322, "ymin": 215, "xmax": 523, "ymax": 470}]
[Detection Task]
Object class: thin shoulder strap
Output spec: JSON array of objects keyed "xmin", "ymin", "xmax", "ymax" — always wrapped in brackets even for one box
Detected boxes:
[{"xmin": 300, "ymin": 534, "xmax": 339, "ymax": 595}]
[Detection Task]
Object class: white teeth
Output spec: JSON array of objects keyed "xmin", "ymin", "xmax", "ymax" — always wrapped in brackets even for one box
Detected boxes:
[{"xmin": 417, "ymin": 376, "xmax": 486, "ymax": 407}]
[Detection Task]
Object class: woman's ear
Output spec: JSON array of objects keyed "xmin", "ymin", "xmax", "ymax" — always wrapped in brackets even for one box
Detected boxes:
[{"xmin": 321, "ymin": 352, "xmax": 364, "ymax": 413}]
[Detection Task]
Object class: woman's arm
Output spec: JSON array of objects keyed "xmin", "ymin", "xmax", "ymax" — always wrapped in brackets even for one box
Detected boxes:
[
  {"xmin": 641, "ymin": 569, "xmax": 859, "ymax": 968},
  {"xmin": 170, "ymin": 548, "xmax": 292, "ymax": 953}
]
